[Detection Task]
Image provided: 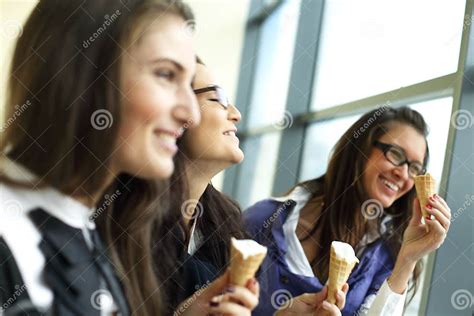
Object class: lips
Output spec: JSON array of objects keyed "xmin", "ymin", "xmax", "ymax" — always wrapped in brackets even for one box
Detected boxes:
[
  {"xmin": 223, "ymin": 128, "xmax": 237, "ymax": 137},
  {"xmin": 154, "ymin": 129, "xmax": 179, "ymax": 154},
  {"xmin": 380, "ymin": 176, "xmax": 400, "ymax": 192},
  {"xmin": 223, "ymin": 131, "xmax": 236, "ymax": 136}
]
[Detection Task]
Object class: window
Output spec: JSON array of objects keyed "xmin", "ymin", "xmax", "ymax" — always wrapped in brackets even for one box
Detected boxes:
[{"xmin": 311, "ymin": 0, "xmax": 465, "ymax": 109}]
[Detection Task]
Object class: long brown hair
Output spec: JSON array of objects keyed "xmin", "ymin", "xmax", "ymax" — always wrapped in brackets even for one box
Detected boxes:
[
  {"xmin": 1, "ymin": 1, "xmax": 194, "ymax": 315},
  {"xmin": 297, "ymin": 106, "xmax": 428, "ymax": 301},
  {"xmin": 154, "ymin": 57, "xmax": 247, "ymax": 309}
]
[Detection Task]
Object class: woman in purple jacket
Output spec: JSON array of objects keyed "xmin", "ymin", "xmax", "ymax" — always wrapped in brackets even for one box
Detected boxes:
[{"xmin": 244, "ymin": 107, "xmax": 452, "ymax": 316}]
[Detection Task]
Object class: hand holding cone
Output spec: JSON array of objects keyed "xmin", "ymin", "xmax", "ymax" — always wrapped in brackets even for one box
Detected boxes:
[
  {"xmin": 229, "ymin": 237, "xmax": 267, "ymax": 286},
  {"xmin": 327, "ymin": 241, "xmax": 359, "ymax": 304},
  {"xmin": 414, "ymin": 173, "xmax": 436, "ymax": 232}
]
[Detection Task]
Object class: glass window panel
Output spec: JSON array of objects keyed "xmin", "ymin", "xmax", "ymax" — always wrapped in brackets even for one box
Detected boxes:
[
  {"xmin": 404, "ymin": 97, "xmax": 453, "ymax": 314},
  {"xmin": 311, "ymin": 0, "xmax": 465, "ymax": 110},
  {"xmin": 238, "ymin": 132, "xmax": 282, "ymax": 209},
  {"xmin": 299, "ymin": 114, "xmax": 361, "ymax": 181},
  {"xmin": 247, "ymin": 0, "xmax": 300, "ymax": 129}
]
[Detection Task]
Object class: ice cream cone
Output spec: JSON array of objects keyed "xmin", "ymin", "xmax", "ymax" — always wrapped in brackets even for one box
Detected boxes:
[
  {"xmin": 327, "ymin": 241, "xmax": 359, "ymax": 304},
  {"xmin": 229, "ymin": 238, "xmax": 267, "ymax": 286},
  {"xmin": 414, "ymin": 173, "xmax": 436, "ymax": 232}
]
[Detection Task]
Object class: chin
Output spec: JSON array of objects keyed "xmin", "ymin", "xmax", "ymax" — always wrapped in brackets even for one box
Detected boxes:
[
  {"xmin": 231, "ymin": 151, "xmax": 244, "ymax": 164},
  {"xmin": 144, "ymin": 159, "xmax": 174, "ymax": 179}
]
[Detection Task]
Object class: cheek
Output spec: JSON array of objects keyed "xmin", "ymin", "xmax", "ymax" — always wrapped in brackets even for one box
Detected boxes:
[{"xmin": 400, "ymin": 179, "xmax": 415, "ymax": 195}]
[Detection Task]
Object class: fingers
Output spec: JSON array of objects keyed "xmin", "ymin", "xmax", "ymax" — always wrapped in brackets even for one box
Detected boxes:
[
  {"xmin": 204, "ymin": 270, "xmax": 229, "ymax": 298},
  {"xmin": 219, "ymin": 285, "xmax": 259, "ymax": 310},
  {"xmin": 425, "ymin": 205, "xmax": 450, "ymax": 231},
  {"xmin": 425, "ymin": 218, "xmax": 447, "ymax": 248},
  {"xmin": 341, "ymin": 283, "xmax": 349, "ymax": 295},
  {"xmin": 209, "ymin": 300, "xmax": 251, "ymax": 315},
  {"xmin": 334, "ymin": 284, "xmax": 348, "ymax": 310},
  {"xmin": 311, "ymin": 286, "xmax": 328, "ymax": 304},
  {"xmin": 317, "ymin": 301, "xmax": 342, "ymax": 316},
  {"xmin": 245, "ymin": 278, "xmax": 260, "ymax": 298},
  {"xmin": 410, "ymin": 197, "xmax": 423, "ymax": 225},
  {"xmin": 435, "ymin": 193, "xmax": 450, "ymax": 210},
  {"xmin": 428, "ymin": 195, "xmax": 452, "ymax": 222},
  {"xmin": 291, "ymin": 293, "xmax": 324, "ymax": 309}
]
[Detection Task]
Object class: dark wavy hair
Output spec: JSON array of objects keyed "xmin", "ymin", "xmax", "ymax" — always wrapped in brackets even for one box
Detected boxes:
[
  {"xmin": 0, "ymin": 1, "xmax": 194, "ymax": 315},
  {"xmin": 154, "ymin": 57, "xmax": 248, "ymax": 310},
  {"xmin": 296, "ymin": 106, "xmax": 428, "ymax": 302}
]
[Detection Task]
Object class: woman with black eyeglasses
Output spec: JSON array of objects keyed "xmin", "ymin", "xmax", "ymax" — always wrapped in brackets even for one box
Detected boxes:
[{"xmin": 244, "ymin": 106, "xmax": 452, "ymax": 315}]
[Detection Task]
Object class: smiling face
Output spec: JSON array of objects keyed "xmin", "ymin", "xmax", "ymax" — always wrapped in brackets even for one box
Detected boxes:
[
  {"xmin": 180, "ymin": 63, "xmax": 244, "ymax": 170},
  {"xmin": 113, "ymin": 14, "xmax": 200, "ymax": 179},
  {"xmin": 362, "ymin": 123, "xmax": 427, "ymax": 208}
]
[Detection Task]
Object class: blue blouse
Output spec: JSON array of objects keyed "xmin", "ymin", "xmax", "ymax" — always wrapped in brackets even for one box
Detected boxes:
[{"xmin": 244, "ymin": 198, "xmax": 396, "ymax": 316}]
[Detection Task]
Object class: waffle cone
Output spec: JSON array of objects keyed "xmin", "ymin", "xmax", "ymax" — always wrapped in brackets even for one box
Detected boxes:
[
  {"xmin": 414, "ymin": 173, "xmax": 436, "ymax": 232},
  {"xmin": 229, "ymin": 238, "xmax": 267, "ymax": 286},
  {"xmin": 327, "ymin": 245, "xmax": 358, "ymax": 304}
]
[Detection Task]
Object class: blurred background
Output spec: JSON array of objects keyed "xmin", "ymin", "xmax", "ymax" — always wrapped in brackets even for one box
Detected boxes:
[{"xmin": 1, "ymin": 0, "xmax": 473, "ymax": 315}]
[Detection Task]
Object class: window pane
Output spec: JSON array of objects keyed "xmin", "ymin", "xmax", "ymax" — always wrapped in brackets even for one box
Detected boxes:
[
  {"xmin": 311, "ymin": 0, "xmax": 465, "ymax": 110},
  {"xmin": 410, "ymin": 97, "xmax": 453, "ymax": 188},
  {"xmin": 299, "ymin": 115, "xmax": 361, "ymax": 181},
  {"xmin": 247, "ymin": 0, "xmax": 300, "ymax": 129},
  {"xmin": 238, "ymin": 132, "xmax": 282, "ymax": 208}
]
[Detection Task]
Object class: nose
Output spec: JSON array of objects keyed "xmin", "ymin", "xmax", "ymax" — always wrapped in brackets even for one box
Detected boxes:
[
  {"xmin": 173, "ymin": 85, "xmax": 201, "ymax": 128},
  {"xmin": 393, "ymin": 162, "xmax": 410, "ymax": 181},
  {"xmin": 227, "ymin": 104, "xmax": 241, "ymax": 123}
]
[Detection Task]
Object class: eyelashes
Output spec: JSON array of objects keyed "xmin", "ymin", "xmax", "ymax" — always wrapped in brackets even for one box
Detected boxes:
[{"xmin": 154, "ymin": 69, "xmax": 176, "ymax": 81}]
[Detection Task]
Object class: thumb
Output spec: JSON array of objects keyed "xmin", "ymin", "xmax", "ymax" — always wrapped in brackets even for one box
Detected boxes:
[
  {"xmin": 202, "ymin": 269, "xmax": 229, "ymax": 299},
  {"xmin": 313, "ymin": 286, "xmax": 328, "ymax": 305},
  {"xmin": 410, "ymin": 197, "xmax": 422, "ymax": 225}
]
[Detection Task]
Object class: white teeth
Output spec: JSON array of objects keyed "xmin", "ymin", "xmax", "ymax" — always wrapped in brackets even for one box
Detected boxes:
[
  {"xmin": 382, "ymin": 179, "xmax": 399, "ymax": 192},
  {"xmin": 156, "ymin": 133, "xmax": 176, "ymax": 143}
]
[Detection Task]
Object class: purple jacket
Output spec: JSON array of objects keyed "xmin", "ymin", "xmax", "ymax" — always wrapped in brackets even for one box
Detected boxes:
[{"xmin": 244, "ymin": 199, "xmax": 395, "ymax": 316}]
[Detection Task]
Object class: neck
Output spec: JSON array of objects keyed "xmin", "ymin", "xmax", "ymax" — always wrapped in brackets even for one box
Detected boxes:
[{"xmin": 183, "ymin": 161, "xmax": 220, "ymax": 227}]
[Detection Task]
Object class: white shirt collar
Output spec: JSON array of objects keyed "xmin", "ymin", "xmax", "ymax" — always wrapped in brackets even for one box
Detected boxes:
[
  {"xmin": 0, "ymin": 157, "xmax": 96, "ymax": 230},
  {"xmin": 270, "ymin": 185, "xmax": 312, "ymax": 204}
]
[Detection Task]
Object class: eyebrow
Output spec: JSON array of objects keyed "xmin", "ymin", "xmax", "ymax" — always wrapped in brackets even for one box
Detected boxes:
[
  {"xmin": 149, "ymin": 57, "xmax": 185, "ymax": 72},
  {"xmin": 194, "ymin": 85, "xmax": 221, "ymax": 91},
  {"xmin": 391, "ymin": 143, "xmax": 424, "ymax": 164}
]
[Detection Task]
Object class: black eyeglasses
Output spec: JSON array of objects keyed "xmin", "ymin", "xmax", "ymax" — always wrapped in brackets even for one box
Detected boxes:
[
  {"xmin": 193, "ymin": 85, "xmax": 229, "ymax": 109},
  {"xmin": 373, "ymin": 140, "xmax": 425, "ymax": 178}
]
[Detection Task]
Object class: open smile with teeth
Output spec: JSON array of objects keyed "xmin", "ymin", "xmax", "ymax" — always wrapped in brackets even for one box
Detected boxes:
[
  {"xmin": 223, "ymin": 131, "xmax": 236, "ymax": 137},
  {"xmin": 155, "ymin": 132, "xmax": 176, "ymax": 143},
  {"xmin": 381, "ymin": 178, "xmax": 400, "ymax": 192}
]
